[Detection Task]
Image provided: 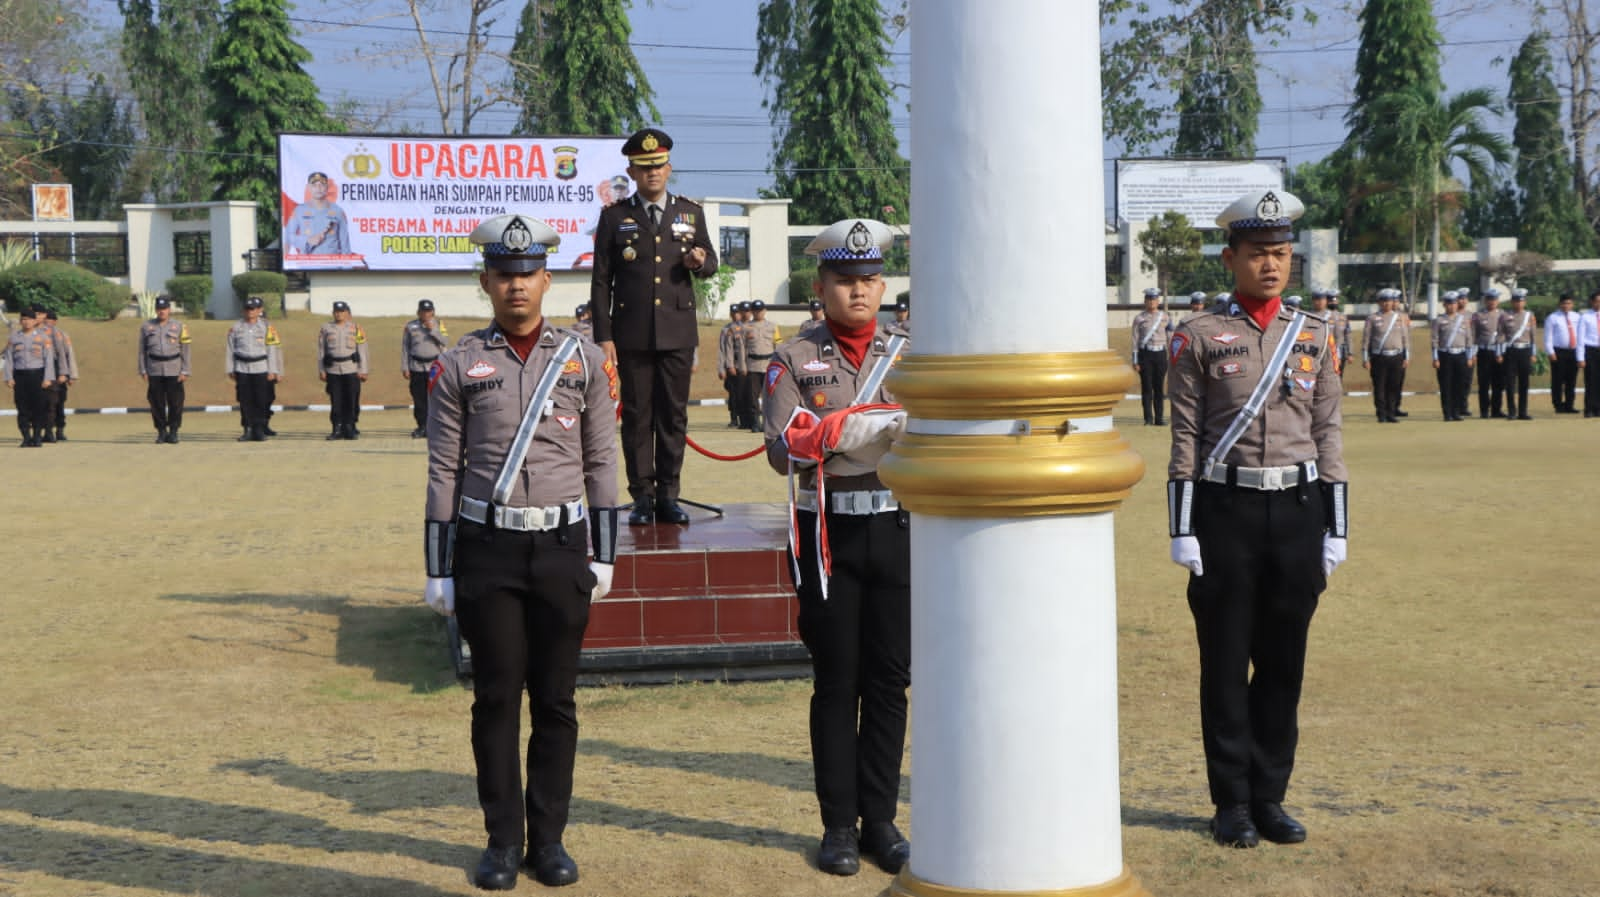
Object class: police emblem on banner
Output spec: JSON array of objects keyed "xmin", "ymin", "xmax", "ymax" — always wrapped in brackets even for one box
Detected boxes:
[{"xmin": 554, "ymin": 145, "xmax": 579, "ymax": 181}]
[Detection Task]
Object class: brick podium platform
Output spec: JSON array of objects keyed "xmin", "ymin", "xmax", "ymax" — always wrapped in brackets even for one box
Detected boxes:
[{"xmin": 446, "ymin": 504, "xmax": 810, "ymax": 684}]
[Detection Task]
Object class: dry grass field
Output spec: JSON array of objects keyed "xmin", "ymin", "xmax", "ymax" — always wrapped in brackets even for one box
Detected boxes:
[{"xmin": 1, "ymin": 381, "xmax": 1596, "ymax": 895}]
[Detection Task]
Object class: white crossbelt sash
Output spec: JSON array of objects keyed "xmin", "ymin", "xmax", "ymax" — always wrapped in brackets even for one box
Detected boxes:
[
  {"xmin": 1445, "ymin": 314, "xmax": 1466, "ymax": 350},
  {"xmin": 850, "ymin": 334, "xmax": 907, "ymax": 405},
  {"xmin": 1139, "ymin": 312, "xmax": 1167, "ymax": 351},
  {"xmin": 1507, "ymin": 313, "xmax": 1532, "ymax": 346},
  {"xmin": 1203, "ymin": 312, "xmax": 1307, "ymax": 478},
  {"xmin": 491, "ymin": 335, "xmax": 582, "ymax": 507},
  {"xmin": 1377, "ymin": 312, "xmax": 1401, "ymax": 353}
]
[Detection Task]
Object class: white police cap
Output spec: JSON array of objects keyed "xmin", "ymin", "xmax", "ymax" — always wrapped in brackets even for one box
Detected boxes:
[
  {"xmin": 805, "ymin": 219, "xmax": 895, "ymax": 276},
  {"xmin": 1484, "ymin": 287, "xmax": 1502, "ymax": 298},
  {"xmin": 1143, "ymin": 287, "xmax": 1162, "ymax": 299},
  {"xmin": 1511, "ymin": 288, "xmax": 1529, "ymax": 299},
  {"xmin": 1189, "ymin": 291, "xmax": 1208, "ymax": 303},
  {"xmin": 1327, "ymin": 287, "xmax": 1341, "ymax": 298},
  {"xmin": 1285, "ymin": 295, "xmax": 1304, "ymax": 308},
  {"xmin": 470, "ymin": 214, "xmax": 560, "ymax": 273},
  {"xmin": 1443, "ymin": 290, "xmax": 1459, "ymax": 301},
  {"xmin": 1216, "ymin": 190, "xmax": 1304, "ymax": 243}
]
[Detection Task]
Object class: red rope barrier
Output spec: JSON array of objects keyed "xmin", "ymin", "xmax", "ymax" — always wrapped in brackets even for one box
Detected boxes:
[{"xmin": 685, "ymin": 434, "xmax": 766, "ymax": 461}]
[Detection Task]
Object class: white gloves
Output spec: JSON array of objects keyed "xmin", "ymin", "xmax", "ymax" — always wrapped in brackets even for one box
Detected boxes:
[
  {"xmin": 831, "ymin": 408, "xmax": 907, "ymax": 454},
  {"xmin": 1322, "ymin": 536, "xmax": 1347, "ymax": 577},
  {"xmin": 590, "ymin": 562, "xmax": 614, "ymax": 601},
  {"xmin": 424, "ymin": 577, "xmax": 455, "ymax": 616},
  {"xmin": 1170, "ymin": 536, "xmax": 1203, "ymax": 576}
]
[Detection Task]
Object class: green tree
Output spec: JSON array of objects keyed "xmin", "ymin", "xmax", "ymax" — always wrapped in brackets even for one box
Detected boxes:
[
  {"xmin": 755, "ymin": 0, "xmax": 907, "ymax": 224},
  {"xmin": 1137, "ymin": 210, "xmax": 1204, "ymax": 297},
  {"xmin": 14, "ymin": 74, "xmax": 138, "ymax": 219},
  {"xmin": 0, "ymin": 0, "xmax": 95, "ymax": 217},
  {"xmin": 528, "ymin": 0, "xmax": 658, "ymax": 134},
  {"xmin": 119, "ymin": 0, "xmax": 222, "ymax": 204},
  {"xmin": 1460, "ymin": 167, "xmax": 1521, "ymax": 240},
  {"xmin": 1509, "ymin": 32, "xmax": 1597, "ymax": 258},
  {"xmin": 1172, "ymin": 2, "xmax": 1260, "ymax": 158},
  {"xmin": 207, "ymin": 0, "xmax": 340, "ymax": 243},
  {"xmin": 508, "ymin": 1, "xmax": 546, "ymax": 134}
]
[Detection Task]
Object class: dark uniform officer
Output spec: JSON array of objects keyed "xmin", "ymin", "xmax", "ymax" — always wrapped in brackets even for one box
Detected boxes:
[
  {"xmin": 742, "ymin": 299, "xmax": 780, "ymax": 432},
  {"xmin": 402, "ymin": 299, "xmax": 449, "ymax": 438},
  {"xmin": 225, "ymin": 297, "xmax": 283, "ymax": 442},
  {"xmin": 1167, "ymin": 190, "xmax": 1348, "ymax": 849},
  {"xmin": 423, "ymin": 214, "xmax": 620, "ymax": 891},
  {"xmin": 1132, "ymin": 287, "xmax": 1172, "ymax": 425},
  {"xmin": 798, "ymin": 298, "xmax": 827, "ymax": 336},
  {"xmin": 1472, "ymin": 288, "xmax": 1508, "ymax": 417},
  {"xmin": 5, "ymin": 309, "xmax": 57, "ymax": 446},
  {"xmin": 1499, "ymin": 289, "xmax": 1539, "ymax": 420},
  {"xmin": 570, "ymin": 304, "xmax": 593, "ymax": 341},
  {"xmin": 318, "ymin": 301, "xmax": 369, "ymax": 440},
  {"xmin": 1430, "ymin": 290, "xmax": 1474, "ymax": 421},
  {"xmin": 764, "ymin": 218, "xmax": 912, "ymax": 877},
  {"xmin": 1363, "ymin": 288, "xmax": 1409, "ymax": 422},
  {"xmin": 891, "ymin": 299, "xmax": 910, "ymax": 333},
  {"xmin": 717, "ymin": 302, "xmax": 748, "ymax": 427},
  {"xmin": 39, "ymin": 309, "xmax": 77, "ymax": 442},
  {"xmin": 139, "ymin": 295, "xmax": 191, "ymax": 443},
  {"xmin": 588, "ymin": 127, "xmax": 718, "ymax": 525}
]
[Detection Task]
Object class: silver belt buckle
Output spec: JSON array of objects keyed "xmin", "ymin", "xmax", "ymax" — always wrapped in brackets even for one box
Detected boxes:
[{"xmin": 1259, "ymin": 467, "xmax": 1286, "ymax": 490}]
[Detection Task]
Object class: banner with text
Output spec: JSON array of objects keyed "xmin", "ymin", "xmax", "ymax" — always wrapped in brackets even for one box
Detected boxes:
[
  {"xmin": 1114, "ymin": 158, "xmax": 1286, "ymax": 227},
  {"xmin": 278, "ymin": 133, "xmax": 630, "ymax": 272}
]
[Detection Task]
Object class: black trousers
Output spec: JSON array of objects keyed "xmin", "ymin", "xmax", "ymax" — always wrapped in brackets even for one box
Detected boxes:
[
  {"xmin": 723, "ymin": 372, "xmax": 743, "ymax": 423},
  {"xmin": 147, "ymin": 376, "xmax": 185, "ymax": 431},
  {"xmin": 1369, "ymin": 355, "xmax": 1405, "ymax": 419},
  {"xmin": 234, "ymin": 373, "xmax": 272, "ymax": 429},
  {"xmin": 1138, "ymin": 348, "xmax": 1169, "ymax": 423},
  {"xmin": 41, "ymin": 381, "xmax": 61, "ymax": 429},
  {"xmin": 454, "ymin": 520, "xmax": 594, "ymax": 849},
  {"xmin": 409, "ymin": 371, "xmax": 430, "ymax": 428},
  {"xmin": 1585, "ymin": 347, "xmax": 1600, "ymax": 415},
  {"xmin": 1188, "ymin": 482, "xmax": 1325, "ymax": 808},
  {"xmin": 1502, "ymin": 348, "xmax": 1533, "ymax": 416},
  {"xmin": 326, "ymin": 373, "xmax": 361, "ymax": 430},
  {"xmin": 1436, "ymin": 354, "xmax": 1469, "ymax": 418},
  {"xmin": 1476, "ymin": 349, "xmax": 1503, "ymax": 415},
  {"xmin": 52, "ymin": 381, "xmax": 68, "ymax": 428},
  {"xmin": 791, "ymin": 508, "xmax": 911, "ymax": 829},
  {"xmin": 617, "ymin": 347, "xmax": 693, "ymax": 504},
  {"xmin": 11, "ymin": 369, "xmax": 46, "ymax": 438},
  {"xmin": 743, "ymin": 365, "xmax": 767, "ymax": 426},
  {"xmin": 1551, "ymin": 348, "xmax": 1579, "ymax": 410}
]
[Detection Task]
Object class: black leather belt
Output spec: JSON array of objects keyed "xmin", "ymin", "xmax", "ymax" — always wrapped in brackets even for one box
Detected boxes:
[
  {"xmin": 410, "ymin": 354, "xmax": 438, "ymax": 363},
  {"xmin": 748, "ymin": 352, "xmax": 773, "ymax": 359},
  {"xmin": 233, "ymin": 353, "xmax": 267, "ymax": 363},
  {"xmin": 147, "ymin": 353, "xmax": 180, "ymax": 361},
  {"xmin": 326, "ymin": 354, "xmax": 359, "ymax": 363}
]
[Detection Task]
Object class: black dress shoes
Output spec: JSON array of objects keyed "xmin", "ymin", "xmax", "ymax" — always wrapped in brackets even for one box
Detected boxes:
[
  {"xmin": 1395, "ymin": 409, "xmax": 1409, "ymax": 417},
  {"xmin": 1209, "ymin": 804, "xmax": 1260, "ymax": 848},
  {"xmin": 411, "ymin": 427, "xmax": 426, "ymax": 438},
  {"xmin": 1251, "ymin": 802, "xmax": 1307, "ymax": 844},
  {"xmin": 167, "ymin": 429, "xmax": 180, "ymax": 444},
  {"xmin": 473, "ymin": 845, "xmax": 523, "ymax": 891},
  {"xmin": 262, "ymin": 425, "xmax": 278, "ymax": 437},
  {"xmin": 655, "ymin": 498, "xmax": 691, "ymax": 524},
  {"xmin": 860, "ymin": 821, "xmax": 910, "ymax": 873},
  {"xmin": 526, "ymin": 843, "xmax": 579, "ymax": 887},
  {"xmin": 627, "ymin": 503, "xmax": 655, "ymax": 525},
  {"xmin": 816, "ymin": 825, "xmax": 861, "ymax": 876}
]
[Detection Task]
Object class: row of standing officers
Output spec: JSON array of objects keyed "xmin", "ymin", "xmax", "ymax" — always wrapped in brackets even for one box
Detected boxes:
[{"xmin": 2, "ymin": 305, "xmax": 79, "ymax": 446}]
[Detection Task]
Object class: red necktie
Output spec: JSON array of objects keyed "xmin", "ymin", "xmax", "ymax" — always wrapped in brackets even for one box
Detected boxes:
[{"xmin": 1566, "ymin": 314, "xmax": 1576, "ymax": 348}]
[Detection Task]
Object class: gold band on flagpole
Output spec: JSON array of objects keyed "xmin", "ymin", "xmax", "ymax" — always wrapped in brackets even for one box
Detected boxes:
[
  {"xmin": 879, "ymin": 351, "xmax": 1146, "ymax": 517},
  {"xmin": 892, "ymin": 866, "xmax": 1153, "ymax": 897}
]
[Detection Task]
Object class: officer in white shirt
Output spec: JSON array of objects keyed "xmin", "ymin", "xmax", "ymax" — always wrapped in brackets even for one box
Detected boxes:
[
  {"xmin": 1579, "ymin": 290, "xmax": 1600, "ymax": 418},
  {"xmin": 1544, "ymin": 294, "xmax": 1582, "ymax": 413}
]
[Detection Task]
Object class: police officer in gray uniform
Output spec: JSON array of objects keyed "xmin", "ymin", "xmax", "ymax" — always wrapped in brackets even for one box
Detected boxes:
[
  {"xmin": 225, "ymin": 297, "xmax": 283, "ymax": 442},
  {"xmin": 39, "ymin": 309, "xmax": 77, "ymax": 442},
  {"xmin": 5, "ymin": 308, "xmax": 57, "ymax": 446},
  {"xmin": 1132, "ymin": 286, "xmax": 1172, "ymax": 425},
  {"xmin": 319, "ymin": 301, "xmax": 369, "ymax": 440},
  {"xmin": 571, "ymin": 304, "xmax": 593, "ymax": 341},
  {"xmin": 742, "ymin": 299, "xmax": 781, "ymax": 432},
  {"xmin": 403, "ymin": 299, "xmax": 448, "ymax": 438},
  {"xmin": 798, "ymin": 298, "xmax": 827, "ymax": 336},
  {"xmin": 139, "ymin": 295, "xmax": 191, "ymax": 443},
  {"xmin": 423, "ymin": 213, "xmax": 620, "ymax": 891}
]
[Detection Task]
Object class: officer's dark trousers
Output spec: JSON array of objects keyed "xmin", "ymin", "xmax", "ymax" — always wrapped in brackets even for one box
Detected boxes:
[
  {"xmin": 41, "ymin": 381, "xmax": 60, "ymax": 430},
  {"xmin": 235, "ymin": 373, "xmax": 271, "ymax": 429},
  {"xmin": 1188, "ymin": 481, "xmax": 1324, "ymax": 808},
  {"xmin": 12, "ymin": 369, "xmax": 45, "ymax": 439},
  {"xmin": 1369, "ymin": 355, "xmax": 1405, "ymax": 419},
  {"xmin": 1476, "ymin": 349, "xmax": 1504, "ymax": 415},
  {"xmin": 743, "ymin": 363, "xmax": 767, "ymax": 427},
  {"xmin": 1503, "ymin": 348, "xmax": 1533, "ymax": 416},
  {"xmin": 147, "ymin": 376, "xmax": 185, "ymax": 432},
  {"xmin": 408, "ymin": 371, "xmax": 430, "ymax": 428},
  {"xmin": 1436, "ymin": 354, "xmax": 1468, "ymax": 418},
  {"xmin": 1138, "ymin": 348, "xmax": 1169, "ymax": 423},
  {"xmin": 52, "ymin": 381, "xmax": 68, "ymax": 429},
  {"xmin": 723, "ymin": 372, "xmax": 743, "ymax": 424},
  {"xmin": 791, "ymin": 508, "xmax": 911, "ymax": 829},
  {"xmin": 454, "ymin": 520, "xmax": 594, "ymax": 849},
  {"xmin": 1585, "ymin": 347, "xmax": 1600, "ymax": 415},
  {"xmin": 1551, "ymin": 348, "xmax": 1578, "ymax": 410},
  {"xmin": 617, "ymin": 347, "xmax": 693, "ymax": 504},
  {"xmin": 326, "ymin": 373, "xmax": 360, "ymax": 431}
]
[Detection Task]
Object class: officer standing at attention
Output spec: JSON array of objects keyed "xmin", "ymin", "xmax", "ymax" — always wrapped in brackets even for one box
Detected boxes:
[
  {"xmin": 571, "ymin": 304, "xmax": 593, "ymax": 341},
  {"xmin": 422, "ymin": 214, "xmax": 619, "ymax": 890},
  {"xmin": 1431, "ymin": 290, "xmax": 1473, "ymax": 421},
  {"xmin": 1167, "ymin": 190, "xmax": 1347, "ymax": 849},
  {"xmin": 1132, "ymin": 286, "xmax": 1172, "ymax": 425},
  {"xmin": 38, "ymin": 309, "xmax": 77, "ymax": 442},
  {"xmin": 589, "ymin": 127, "xmax": 718, "ymax": 525},
  {"xmin": 1498, "ymin": 288, "xmax": 1538, "ymax": 420},
  {"xmin": 764, "ymin": 218, "xmax": 912, "ymax": 877},
  {"xmin": 139, "ymin": 295, "xmax": 191, "ymax": 443},
  {"xmin": 798, "ymin": 298, "xmax": 827, "ymax": 336},
  {"xmin": 1544, "ymin": 293, "xmax": 1582, "ymax": 413},
  {"xmin": 717, "ymin": 302, "xmax": 748, "ymax": 428},
  {"xmin": 1451, "ymin": 291, "xmax": 1475, "ymax": 418},
  {"xmin": 318, "ymin": 301, "xmax": 369, "ymax": 440},
  {"xmin": 1363, "ymin": 288, "xmax": 1409, "ymax": 422},
  {"xmin": 742, "ymin": 300, "xmax": 781, "ymax": 432},
  {"xmin": 402, "ymin": 299, "xmax": 448, "ymax": 438},
  {"xmin": 5, "ymin": 307, "xmax": 57, "ymax": 446},
  {"xmin": 892, "ymin": 299, "xmax": 911, "ymax": 333},
  {"xmin": 226, "ymin": 296, "xmax": 283, "ymax": 442},
  {"xmin": 1472, "ymin": 287, "xmax": 1507, "ymax": 417},
  {"xmin": 1325, "ymin": 289, "xmax": 1351, "ymax": 377},
  {"xmin": 1579, "ymin": 290, "xmax": 1600, "ymax": 417}
]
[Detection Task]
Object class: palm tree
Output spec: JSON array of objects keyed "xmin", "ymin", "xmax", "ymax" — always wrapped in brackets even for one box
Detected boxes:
[{"xmin": 1368, "ymin": 86, "xmax": 1511, "ymax": 318}]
